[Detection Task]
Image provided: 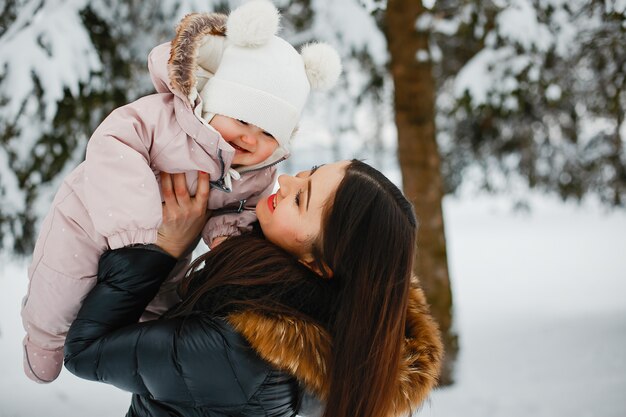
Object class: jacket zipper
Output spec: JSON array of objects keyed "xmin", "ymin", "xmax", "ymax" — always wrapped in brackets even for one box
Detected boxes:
[
  {"xmin": 211, "ymin": 199, "xmax": 247, "ymax": 216},
  {"xmin": 238, "ymin": 156, "xmax": 287, "ymax": 176},
  {"xmin": 211, "ymin": 154, "xmax": 287, "ymax": 190},
  {"xmin": 210, "ymin": 149, "xmax": 231, "ymax": 193}
]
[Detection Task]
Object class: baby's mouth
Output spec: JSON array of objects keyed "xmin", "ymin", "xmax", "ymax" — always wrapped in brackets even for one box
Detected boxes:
[{"xmin": 230, "ymin": 142, "xmax": 249, "ymax": 153}]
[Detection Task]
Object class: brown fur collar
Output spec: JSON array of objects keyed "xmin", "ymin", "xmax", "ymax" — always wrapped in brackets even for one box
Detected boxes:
[
  {"xmin": 169, "ymin": 12, "xmax": 227, "ymax": 100},
  {"xmin": 227, "ymin": 286, "xmax": 443, "ymax": 416}
]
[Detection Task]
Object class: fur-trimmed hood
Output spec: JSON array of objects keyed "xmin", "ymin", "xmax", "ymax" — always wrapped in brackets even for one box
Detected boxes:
[
  {"xmin": 148, "ymin": 13, "xmax": 228, "ymax": 107},
  {"xmin": 166, "ymin": 13, "xmax": 228, "ymax": 105},
  {"xmin": 227, "ymin": 285, "xmax": 444, "ymax": 416}
]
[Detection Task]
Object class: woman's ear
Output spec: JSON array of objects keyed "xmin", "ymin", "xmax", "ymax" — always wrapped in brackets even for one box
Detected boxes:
[{"xmin": 299, "ymin": 256, "xmax": 333, "ymax": 279}]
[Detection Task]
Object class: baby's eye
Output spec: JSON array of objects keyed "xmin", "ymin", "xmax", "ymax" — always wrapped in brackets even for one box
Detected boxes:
[
  {"xmin": 262, "ymin": 131, "xmax": 275, "ymax": 139},
  {"xmin": 237, "ymin": 119, "xmax": 249, "ymax": 126}
]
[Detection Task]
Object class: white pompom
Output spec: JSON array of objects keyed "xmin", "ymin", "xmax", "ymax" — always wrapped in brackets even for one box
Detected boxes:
[
  {"xmin": 227, "ymin": 0, "xmax": 280, "ymax": 47},
  {"xmin": 301, "ymin": 43, "xmax": 342, "ymax": 91}
]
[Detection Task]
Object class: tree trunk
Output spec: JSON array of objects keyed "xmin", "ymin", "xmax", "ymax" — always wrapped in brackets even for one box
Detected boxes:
[{"xmin": 384, "ymin": 0, "xmax": 458, "ymax": 385}]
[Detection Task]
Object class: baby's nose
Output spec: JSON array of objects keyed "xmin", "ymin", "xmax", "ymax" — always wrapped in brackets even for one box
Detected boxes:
[{"xmin": 240, "ymin": 133, "xmax": 256, "ymax": 144}]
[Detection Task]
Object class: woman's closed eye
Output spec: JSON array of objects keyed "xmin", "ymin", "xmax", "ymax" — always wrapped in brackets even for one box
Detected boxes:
[
  {"xmin": 310, "ymin": 165, "xmax": 321, "ymax": 176},
  {"xmin": 296, "ymin": 165, "xmax": 321, "ymax": 179},
  {"xmin": 295, "ymin": 190, "xmax": 302, "ymax": 206}
]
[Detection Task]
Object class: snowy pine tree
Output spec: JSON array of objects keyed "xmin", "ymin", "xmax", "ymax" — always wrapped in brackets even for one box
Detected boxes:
[
  {"xmin": 433, "ymin": 0, "xmax": 626, "ymax": 205},
  {"xmin": 0, "ymin": 0, "xmax": 174, "ymax": 252}
]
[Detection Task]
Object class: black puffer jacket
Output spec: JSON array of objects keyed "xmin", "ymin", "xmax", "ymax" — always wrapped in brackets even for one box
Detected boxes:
[{"xmin": 64, "ymin": 247, "xmax": 299, "ymax": 417}]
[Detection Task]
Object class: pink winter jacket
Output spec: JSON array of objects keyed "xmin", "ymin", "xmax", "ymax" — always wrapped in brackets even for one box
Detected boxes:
[{"xmin": 21, "ymin": 13, "xmax": 283, "ymax": 383}]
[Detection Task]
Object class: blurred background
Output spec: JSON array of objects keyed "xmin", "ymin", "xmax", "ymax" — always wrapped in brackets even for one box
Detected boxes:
[{"xmin": 0, "ymin": 0, "xmax": 624, "ymax": 416}]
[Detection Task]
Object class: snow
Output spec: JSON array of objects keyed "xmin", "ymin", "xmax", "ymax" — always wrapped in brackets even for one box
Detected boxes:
[
  {"xmin": 545, "ymin": 84, "xmax": 562, "ymax": 101},
  {"xmin": 0, "ymin": 0, "xmax": 104, "ymax": 231},
  {"xmin": 0, "ymin": 0, "xmax": 101, "ymax": 123},
  {"xmin": 416, "ymin": 13, "xmax": 434, "ymax": 32},
  {"xmin": 422, "ymin": 0, "xmax": 436, "ymax": 10},
  {"xmin": 416, "ymin": 49, "xmax": 430, "ymax": 62},
  {"xmin": 308, "ymin": 0, "xmax": 388, "ymax": 66},
  {"xmin": 0, "ymin": 148, "xmax": 24, "ymax": 214},
  {"xmin": 497, "ymin": 0, "xmax": 553, "ymax": 52},
  {"xmin": 423, "ymin": 313, "xmax": 626, "ymax": 417},
  {"xmin": 1, "ymin": 191, "xmax": 625, "ymax": 416},
  {"xmin": 452, "ymin": 0, "xmax": 603, "ymax": 108},
  {"xmin": 454, "ymin": 46, "xmax": 530, "ymax": 105}
]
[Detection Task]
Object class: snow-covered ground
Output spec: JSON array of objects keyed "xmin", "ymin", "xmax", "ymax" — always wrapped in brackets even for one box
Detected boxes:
[
  {"xmin": 1, "ymin": 192, "xmax": 625, "ymax": 417},
  {"xmin": 424, "ymin": 193, "xmax": 626, "ymax": 417}
]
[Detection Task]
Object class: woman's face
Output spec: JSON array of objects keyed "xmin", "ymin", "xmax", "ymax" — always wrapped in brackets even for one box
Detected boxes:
[{"xmin": 256, "ymin": 161, "xmax": 349, "ymax": 263}]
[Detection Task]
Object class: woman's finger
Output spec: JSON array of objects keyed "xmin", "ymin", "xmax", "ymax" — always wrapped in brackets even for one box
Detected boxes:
[
  {"xmin": 172, "ymin": 173, "xmax": 192, "ymax": 207},
  {"xmin": 156, "ymin": 172, "xmax": 211, "ymax": 258},
  {"xmin": 194, "ymin": 171, "xmax": 210, "ymax": 211},
  {"xmin": 160, "ymin": 172, "xmax": 177, "ymax": 208}
]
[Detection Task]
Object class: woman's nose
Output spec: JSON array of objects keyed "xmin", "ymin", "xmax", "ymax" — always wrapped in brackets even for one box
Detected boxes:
[
  {"xmin": 277, "ymin": 174, "xmax": 288, "ymax": 190},
  {"xmin": 277, "ymin": 174, "xmax": 296, "ymax": 195}
]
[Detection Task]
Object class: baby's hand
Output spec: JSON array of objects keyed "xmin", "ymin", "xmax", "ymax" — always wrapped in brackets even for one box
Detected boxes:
[{"xmin": 210, "ymin": 235, "xmax": 228, "ymax": 249}]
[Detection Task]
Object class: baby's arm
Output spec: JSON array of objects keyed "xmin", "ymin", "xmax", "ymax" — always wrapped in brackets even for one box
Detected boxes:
[
  {"xmin": 84, "ymin": 101, "xmax": 166, "ymax": 249},
  {"xmin": 204, "ymin": 209, "xmax": 258, "ymax": 249},
  {"xmin": 21, "ymin": 109, "xmax": 164, "ymax": 384}
]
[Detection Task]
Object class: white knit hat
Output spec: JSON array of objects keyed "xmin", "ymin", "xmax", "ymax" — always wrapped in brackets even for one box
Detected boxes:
[{"xmin": 200, "ymin": 0, "xmax": 341, "ymax": 162}]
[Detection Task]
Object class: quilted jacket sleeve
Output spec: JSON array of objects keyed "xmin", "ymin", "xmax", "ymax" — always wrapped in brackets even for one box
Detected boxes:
[
  {"xmin": 84, "ymin": 100, "xmax": 178, "ymax": 249},
  {"xmin": 64, "ymin": 247, "xmax": 271, "ymax": 409}
]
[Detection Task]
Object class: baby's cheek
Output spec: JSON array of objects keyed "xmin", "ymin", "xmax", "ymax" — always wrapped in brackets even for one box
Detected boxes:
[
  {"xmin": 263, "ymin": 144, "xmax": 278, "ymax": 160},
  {"xmin": 267, "ymin": 138, "xmax": 279, "ymax": 151}
]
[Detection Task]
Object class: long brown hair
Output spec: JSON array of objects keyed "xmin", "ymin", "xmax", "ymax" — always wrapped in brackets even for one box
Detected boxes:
[
  {"xmin": 314, "ymin": 160, "xmax": 417, "ymax": 417},
  {"xmin": 171, "ymin": 225, "xmax": 336, "ymax": 326},
  {"xmin": 173, "ymin": 160, "xmax": 418, "ymax": 417}
]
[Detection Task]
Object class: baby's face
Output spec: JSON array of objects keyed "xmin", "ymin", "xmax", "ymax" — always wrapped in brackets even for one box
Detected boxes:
[{"xmin": 209, "ymin": 115, "xmax": 279, "ymax": 167}]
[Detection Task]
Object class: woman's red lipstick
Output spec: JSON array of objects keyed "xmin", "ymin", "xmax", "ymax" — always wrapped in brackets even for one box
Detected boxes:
[{"xmin": 267, "ymin": 193, "xmax": 276, "ymax": 213}]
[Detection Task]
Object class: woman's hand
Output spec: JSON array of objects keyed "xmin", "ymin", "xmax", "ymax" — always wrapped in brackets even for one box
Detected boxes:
[{"xmin": 156, "ymin": 171, "xmax": 210, "ymax": 258}]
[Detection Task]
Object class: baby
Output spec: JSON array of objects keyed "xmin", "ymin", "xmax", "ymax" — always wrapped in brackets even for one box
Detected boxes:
[{"xmin": 21, "ymin": 0, "xmax": 340, "ymax": 383}]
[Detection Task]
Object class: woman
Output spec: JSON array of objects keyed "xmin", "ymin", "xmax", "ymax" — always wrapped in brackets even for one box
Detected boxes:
[{"xmin": 64, "ymin": 160, "xmax": 443, "ymax": 417}]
